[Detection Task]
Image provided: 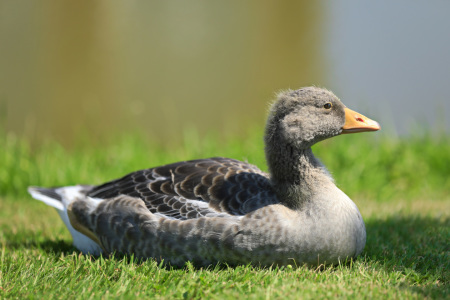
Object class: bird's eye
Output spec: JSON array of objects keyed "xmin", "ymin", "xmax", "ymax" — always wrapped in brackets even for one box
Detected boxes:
[{"xmin": 323, "ymin": 103, "xmax": 332, "ymax": 109}]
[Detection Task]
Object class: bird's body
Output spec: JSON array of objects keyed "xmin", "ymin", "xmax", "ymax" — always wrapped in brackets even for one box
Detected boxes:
[{"xmin": 28, "ymin": 87, "xmax": 380, "ymax": 267}]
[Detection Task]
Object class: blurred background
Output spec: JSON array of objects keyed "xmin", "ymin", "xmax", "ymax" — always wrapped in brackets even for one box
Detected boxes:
[{"xmin": 1, "ymin": 1, "xmax": 449, "ymax": 147}]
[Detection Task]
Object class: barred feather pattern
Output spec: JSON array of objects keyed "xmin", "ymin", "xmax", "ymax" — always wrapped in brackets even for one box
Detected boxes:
[{"xmin": 88, "ymin": 157, "xmax": 279, "ymax": 219}]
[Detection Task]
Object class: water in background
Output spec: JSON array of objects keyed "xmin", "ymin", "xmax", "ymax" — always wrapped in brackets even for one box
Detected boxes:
[{"xmin": 1, "ymin": 1, "xmax": 448, "ymax": 146}]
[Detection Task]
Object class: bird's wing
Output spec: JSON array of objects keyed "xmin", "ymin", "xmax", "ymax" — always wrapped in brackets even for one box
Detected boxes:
[{"xmin": 87, "ymin": 157, "xmax": 279, "ymax": 220}]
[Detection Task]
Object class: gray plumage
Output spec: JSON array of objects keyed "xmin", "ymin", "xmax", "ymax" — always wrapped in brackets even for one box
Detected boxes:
[{"xmin": 28, "ymin": 86, "xmax": 380, "ymax": 267}]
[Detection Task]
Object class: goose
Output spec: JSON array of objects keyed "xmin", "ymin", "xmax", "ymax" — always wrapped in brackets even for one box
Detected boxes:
[{"xmin": 28, "ymin": 87, "xmax": 380, "ymax": 267}]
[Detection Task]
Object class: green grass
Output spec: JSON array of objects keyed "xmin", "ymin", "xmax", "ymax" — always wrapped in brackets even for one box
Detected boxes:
[{"xmin": 1, "ymin": 128, "xmax": 449, "ymax": 299}]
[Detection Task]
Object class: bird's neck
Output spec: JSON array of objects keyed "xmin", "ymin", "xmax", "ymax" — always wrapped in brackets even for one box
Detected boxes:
[{"xmin": 265, "ymin": 142, "xmax": 334, "ymax": 209}]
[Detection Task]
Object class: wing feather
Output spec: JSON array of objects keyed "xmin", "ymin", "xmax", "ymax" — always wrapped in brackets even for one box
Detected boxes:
[{"xmin": 88, "ymin": 157, "xmax": 279, "ymax": 220}]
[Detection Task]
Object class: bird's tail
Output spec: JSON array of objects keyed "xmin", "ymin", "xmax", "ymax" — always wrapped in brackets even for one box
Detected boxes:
[
  {"xmin": 28, "ymin": 186, "xmax": 65, "ymax": 210},
  {"xmin": 27, "ymin": 185, "xmax": 103, "ymax": 255}
]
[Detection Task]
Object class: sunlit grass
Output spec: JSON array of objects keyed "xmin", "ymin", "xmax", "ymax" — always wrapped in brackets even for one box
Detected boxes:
[{"xmin": 0, "ymin": 128, "xmax": 449, "ymax": 298}]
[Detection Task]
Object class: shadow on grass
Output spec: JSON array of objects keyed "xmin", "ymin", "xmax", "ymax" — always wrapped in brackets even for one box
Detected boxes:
[
  {"xmin": 364, "ymin": 215, "xmax": 449, "ymax": 297},
  {"xmin": 2, "ymin": 231, "xmax": 77, "ymax": 256}
]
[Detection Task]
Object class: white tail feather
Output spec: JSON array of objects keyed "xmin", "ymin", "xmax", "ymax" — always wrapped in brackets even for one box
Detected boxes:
[
  {"xmin": 28, "ymin": 186, "xmax": 103, "ymax": 255},
  {"xmin": 28, "ymin": 187, "xmax": 64, "ymax": 210}
]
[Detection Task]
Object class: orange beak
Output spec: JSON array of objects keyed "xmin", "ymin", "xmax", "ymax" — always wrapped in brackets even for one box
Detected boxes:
[{"xmin": 342, "ymin": 107, "xmax": 381, "ymax": 134}]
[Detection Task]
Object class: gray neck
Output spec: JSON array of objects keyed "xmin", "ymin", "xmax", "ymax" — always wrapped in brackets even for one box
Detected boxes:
[{"xmin": 265, "ymin": 141, "xmax": 333, "ymax": 210}]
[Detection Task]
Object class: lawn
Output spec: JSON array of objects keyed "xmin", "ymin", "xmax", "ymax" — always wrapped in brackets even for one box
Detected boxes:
[{"xmin": 0, "ymin": 128, "xmax": 449, "ymax": 299}]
